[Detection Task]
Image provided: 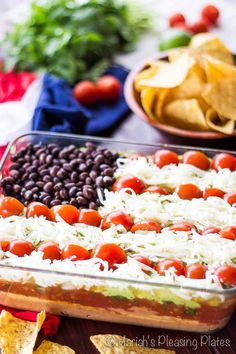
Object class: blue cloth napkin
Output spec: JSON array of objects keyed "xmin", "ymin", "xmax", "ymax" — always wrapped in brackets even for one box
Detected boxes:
[{"xmin": 32, "ymin": 65, "xmax": 130, "ymax": 135}]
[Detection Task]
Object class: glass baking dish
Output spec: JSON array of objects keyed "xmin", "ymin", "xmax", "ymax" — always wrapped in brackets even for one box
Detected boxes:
[{"xmin": 0, "ymin": 131, "xmax": 235, "ymax": 333}]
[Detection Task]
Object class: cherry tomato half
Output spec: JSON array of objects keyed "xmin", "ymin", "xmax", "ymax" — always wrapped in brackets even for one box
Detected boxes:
[
  {"xmin": 174, "ymin": 184, "xmax": 202, "ymax": 200},
  {"xmin": 170, "ymin": 222, "xmax": 196, "ymax": 232},
  {"xmin": 0, "ymin": 240, "xmax": 10, "ymax": 252},
  {"xmin": 153, "ymin": 150, "xmax": 179, "ymax": 168},
  {"xmin": 144, "ymin": 186, "xmax": 170, "ymax": 195},
  {"xmin": 182, "ymin": 151, "xmax": 210, "ymax": 170},
  {"xmin": 101, "ymin": 211, "xmax": 134, "ymax": 231},
  {"xmin": 224, "ymin": 192, "xmax": 236, "ymax": 206},
  {"xmin": 61, "ymin": 244, "xmax": 90, "ymax": 261},
  {"xmin": 201, "ymin": 227, "xmax": 221, "ymax": 235},
  {"xmin": 211, "ymin": 153, "xmax": 236, "ymax": 172},
  {"xmin": 38, "ymin": 242, "xmax": 61, "ymax": 261},
  {"xmin": 215, "ymin": 265, "xmax": 236, "ymax": 286},
  {"xmin": 219, "ymin": 226, "xmax": 236, "ymax": 241},
  {"xmin": 9, "ymin": 240, "xmax": 34, "ymax": 257},
  {"xmin": 132, "ymin": 255, "xmax": 153, "ymax": 268},
  {"xmin": 185, "ymin": 264, "xmax": 207, "ymax": 279},
  {"xmin": 78, "ymin": 209, "xmax": 102, "ymax": 227},
  {"xmin": 91, "ymin": 243, "xmax": 126, "ymax": 268},
  {"xmin": 50, "ymin": 205, "xmax": 79, "ymax": 225},
  {"xmin": 96, "ymin": 75, "xmax": 121, "ymax": 102},
  {"xmin": 0, "ymin": 197, "xmax": 24, "ymax": 218},
  {"xmin": 26, "ymin": 202, "xmax": 51, "ymax": 220},
  {"xmin": 155, "ymin": 259, "xmax": 185, "ymax": 276},
  {"xmin": 112, "ymin": 176, "xmax": 145, "ymax": 194},
  {"xmin": 203, "ymin": 188, "xmax": 225, "ymax": 199},
  {"xmin": 131, "ymin": 220, "xmax": 161, "ymax": 233}
]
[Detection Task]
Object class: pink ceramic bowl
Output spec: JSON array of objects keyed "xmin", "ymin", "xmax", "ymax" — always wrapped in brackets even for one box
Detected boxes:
[{"xmin": 124, "ymin": 55, "xmax": 236, "ymax": 140}]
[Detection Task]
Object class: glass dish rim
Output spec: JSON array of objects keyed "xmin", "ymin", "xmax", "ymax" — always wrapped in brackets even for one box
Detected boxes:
[{"xmin": 0, "ymin": 130, "xmax": 236, "ymax": 296}]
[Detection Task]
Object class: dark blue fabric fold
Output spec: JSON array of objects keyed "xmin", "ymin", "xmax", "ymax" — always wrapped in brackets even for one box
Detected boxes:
[{"xmin": 32, "ymin": 65, "xmax": 130, "ymax": 136}]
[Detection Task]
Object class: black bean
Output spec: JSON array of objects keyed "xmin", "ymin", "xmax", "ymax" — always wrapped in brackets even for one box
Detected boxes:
[
  {"xmin": 43, "ymin": 175, "xmax": 52, "ymax": 183},
  {"xmin": 32, "ymin": 160, "xmax": 40, "ymax": 168},
  {"xmin": 65, "ymin": 182, "xmax": 75, "ymax": 190},
  {"xmin": 76, "ymin": 196, "xmax": 87, "ymax": 205},
  {"xmin": 39, "ymin": 169, "xmax": 48, "ymax": 177},
  {"xmin": 94, "ymin": 154, "xmax": 104, "ymax": 165},
  {"xmin": 2, "ymin": 176, "xmax": 14, "ymax": 185},
  {"xmin": 43, "ymin": 182, "xmax": 54, "ymax": 193},
  {"xmin": 57, "ymin": 169, "xmax": 67, "ymax": 179},
  {"xmin": 78, "ymin": 163, "xmax": 87, "ymax": 172},
  {"xmin": 63, "ymin": 163, "xmax": 72, "ymax": 172},
  {"xmin": 89, "ymin": 170, "xmax": 98, "ymax": 181},
  {"xmin": 67, "ymin": 144, "xmax": 76, "ymax": 153},
  {"xmin": 23, "ymin": 162, "xmax": 31, "ymax": 169},
  {"xmin": 79, "ymin": 172, "xmax": 88, "ymax": 181},
  {"xmin": 104, "ymin": 167, "xmax": 114, "ymax": 177},
  {"xmin": 85, "ymin": 142, "xmax": 96, "ymax": 150},
  {"xmin": 78, "ymin": 152, "xmax": 86, "ymax": 159},
  {"xmin": 13, "ymin": 184, "xmax": 21, "ymax": 194},
  {"xmin": 70, "ymin": 198, "xmax": 79, "ymax": 207},
  {"xmin": 51, "ymin": 147, "xmax": 60, "ymax": 157},
  {"xmin": 59, "ymin": 150, "xmax": 69, "ymax": 159},
  {"xmin": 31, "ymin": 187, "xmax": 39, "ymax": 194},
  {"xmin": 36, "ymin": 181, "xmax": 44, "ymax": 189},
  {"xmin": 77, "ymin": 181, "xmax": 84, "ymax": 188},
  {"xmin": 35, "ymin": 147, "xmax": 46, "ymax": 156},
  {"xmin": 24, "ymin": 190, "xmax": 33, "ymax": 201},
  {"xmin": 53, "ymin": 177, "xmax": 60, "ymax": 184},
  {"xmin": 50, "ymin": 165, "xmax": 60, "ymax": 177},
  {"xmin": 17, "ymin": 158, "xmax": 25, "ymax": 165},
  {"xmin": 71, "ymin": 171, "xmax": 79, "ymax": 183},
  {"xmin": 69, "ymin": 153, "xmax": 76, "ymax": 160},
  {"xmin": 9, "ymin": 170, "xmax": 20, "ymax": 179},
  {"xmin": 25, "ymin": 181, "xmax": 35, "ymax": 190},
  {"xmin": 24, "ymin": 155, "xmax": 32, "ymax": 162},
  {"xmin": 59, "ymin": 189, "xmax": 68, "ymax": 200},
  {"xmin": 103, "ymin": 176, "xmax": 114, "ymax": 186},
  {"xmin": 69, "ymin": 159, "xmax": 78, "ymax": 169},
  {"xmin": 9, "ymin": 163, "xmax": 20, "ymax": 170},
  {"xmin": 69, "ymin": 186, "xmax": 78, "ymax": 197},
  {"xmin": 48, "ymin": 143, "xmax": 57, "ymax": 150},
  {"xmin": 4, "ymin": 185, "xmax": 13, "ymax": 194},
  {"xmin": 54, "ymin": 182, "xmax": 63, "ymax": 191},
  {"xmin": 85, "ymin": 177, "xmax": 93, "ymax": 185},
  {"xmin": 89, "ymin": 202, "xmax": 97, "ymax": 209},
  {"xmin": 43, "ymin": 196, "xmax": 52, "ymax": 206},
  {"xmin": 27, "ymin": 166, "xmax": 37, "ymax": 174},
  {"xmin": 50, "ymin": 199, "xmax": 61, "ymax": 207},
  {"xmin": 99, "ymin": 164, "xmax": 109, "ymax": 170},
  {"xmin": 95, "ymin": 176, "xmax": 104, "ymax": 187},
  {"xmin": 46, "ymin": 155, "xmax": 53, "ymax": 165},
  {"xmin": 82, "ymin": 189, "xmax": 94, "ymax": 200}
]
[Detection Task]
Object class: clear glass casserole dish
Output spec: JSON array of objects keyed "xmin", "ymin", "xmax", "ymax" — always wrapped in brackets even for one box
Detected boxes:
[{"xmin": 0, "ymin": 131, "xmax": 235, "ymax": 333}]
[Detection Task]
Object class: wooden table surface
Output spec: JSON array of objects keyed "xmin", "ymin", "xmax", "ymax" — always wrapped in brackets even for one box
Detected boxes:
[{"xmin": 40, "ymin": 114, "xmax": 236, "ymax": 354}]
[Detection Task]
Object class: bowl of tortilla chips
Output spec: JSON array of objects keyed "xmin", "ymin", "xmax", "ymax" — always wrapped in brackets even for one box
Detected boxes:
[{"xmin": 124, "ymin": 33, "xmax": 236, "ymax": 139}]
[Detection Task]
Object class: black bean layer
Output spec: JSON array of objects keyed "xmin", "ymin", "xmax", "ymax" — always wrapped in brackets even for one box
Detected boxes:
[{"xmin": 0, "ymin": 142, "xmax": 118, "ymax": 209}]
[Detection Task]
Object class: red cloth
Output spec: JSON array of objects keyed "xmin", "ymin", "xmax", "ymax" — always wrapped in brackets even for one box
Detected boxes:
[
  {"xmin": 0, "ymin": 71, "xmax": 36, "ymax": 103},
  {"xmin": 0, "ymin": 145, "xmax": 6, "ymax": 161},
  {"xmin": 0, "ymin": 305, "xmax": 60, "ymax": 336}
]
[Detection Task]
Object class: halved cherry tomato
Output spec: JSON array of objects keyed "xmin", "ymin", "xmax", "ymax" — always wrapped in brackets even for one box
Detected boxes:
[
  {"xmin": 91, "ymin": 243, "xmax": 126, "ymax": 268},
  {"xmin": 26, "ymin": 202, "xmax": 51, "ymax": 220},
  {"xmin": 153, "ymin": 150, "xmax": 179, "ymax": 168},
  {"xmin": 9, "ymin": 240, "xmax": 34, "ymax": 257},
  {"xmin": 101, "ymin": 211, "xmax": 134, "ymax": 231},
  {"xmin": 38, "ymin": 242, "xmax": 61, "ymax": 261},
  {"xmin": 78, "ymin": 209, "xmax": 102, "ymax": 227},
  {"xmin": 211, "ymin": 153, "xmax": 236, "ymax": 172},
  {"xmin": 0, "ymin": 240, "xmax": 10, "ymax": 252},
  {"xmin": 155, "ymin": 259, "xmax": 185, "ymax": 276},
  {"xmin": 132, "ymin": 255, "xmax": 153, "ymax": 268},
  {"xmin": 144, "ymin": 186, "xmax": 170, "ymax": 195},
  {"xmin": 224, "ymin": 192, "xmax": 236, "ymax": 206},
  {"xmin": 203, "ymin": 188, "xmax": 225, "ymax": 199},
  {"xmin": 215, "ymin": 265, "xmax": 236, "ymax": 286},
  {"xmin": 174, "ymin": 184, "xmax": 202, "ymax": 200},
  {"xmin": 220, "ymin": 226, "xmax": 236, "ymax": 241},
  {"xmin": 112, "ymin": 175, "xmax": 145, "ymax": 194},
  {"xmin": 182, "ymin": 151, "xmax": 210, "ymax": 170},
  {"xmin": 185, "ymin": 264, "xmax": 207, "ymax": 279},
  {"xmin": 131, "ymin": 220, "xmax": 161, "ymax": 233},
  {"xmin": 170, "ymin": 222, "xmax": 196, "ymax": 232},
  {"xmin": 0, "ymin": 197, "xmax": 24, "ymax": 218},
  {"xmin": 201, "ymin": 227, "xmax": 221, "ymax": 235},
  {"xmin": 50, "ymin": 205, "xmax": 79, "ymax": 225},
  {"xmin": 61, "ymin": 244, "xmax": 90, "ymax": 261}
]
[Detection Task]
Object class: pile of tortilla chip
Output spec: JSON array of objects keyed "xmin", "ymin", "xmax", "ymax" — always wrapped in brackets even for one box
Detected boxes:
[
  {"xmin": 135, "ymin": 33, "xmax": 236, "ymax": 134},
  {"xmin": 0, "ymin": 310, "xmax": 75, "ymax": 354}
]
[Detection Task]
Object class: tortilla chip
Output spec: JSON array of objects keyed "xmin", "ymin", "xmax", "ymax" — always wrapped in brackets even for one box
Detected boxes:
[
  {"xmin": 154, "ymin": 89, "xmax": 170, "ymax": 122},
  {"xmin": 139, "ymin": 52, "xmax": 195, "ymax": 89},
  {"xmin": 164, "ymin": 98, "xmax": 208, "ymax": 131},
  {"xmin": 134, "ymin": 66, "xmax": 158, "ymax": 92},
  {"xmin": 203, "ymin": 55, "xmax": 236, "ymax": 84},
  {"xmin": 168, "ymin": 48, "xmax": 188, "ymax": 62},
  {"xmin": 189, "ymin": 33, "xmax": 234, "ymax": 65},
  {"xmin": 170, "ymin": 64, "xmax": 206, "ymax": 100},
  {"xmin": 34, "ymin": 340, "xmax": 75, "ymax": 354},
  {"xmin": 140, "ymin": 87, "xmax": 158, "ymax": 121},
  {"xmin": 203, "ymin": 78, "xmax": 236, "ymax": 120},
  {"xmin": 0, "ymin": 310, "xmax": 45, "ymax": 354},
  {"xmin": 90, "ymin": 335, "xmax": 175, "ymax": 354},
  {"xmin": 205, "ymin": 109, "xmax": 235, "ymax": 134}
]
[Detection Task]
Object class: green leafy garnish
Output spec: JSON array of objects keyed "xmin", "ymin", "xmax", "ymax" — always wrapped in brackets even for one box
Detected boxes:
[{"xmin": 2, "ymin": 0, "xmax": 150, "ymax": 83}]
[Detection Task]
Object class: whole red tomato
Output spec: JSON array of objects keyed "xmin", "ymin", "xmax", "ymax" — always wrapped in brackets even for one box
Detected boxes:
[
  {"xmin": 96, "ymin": 75, "xmax": 121, "ymax": 102},
  {"xmin": 73, "ymin": 81, "xmax": 99, "ymax": 106}
]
